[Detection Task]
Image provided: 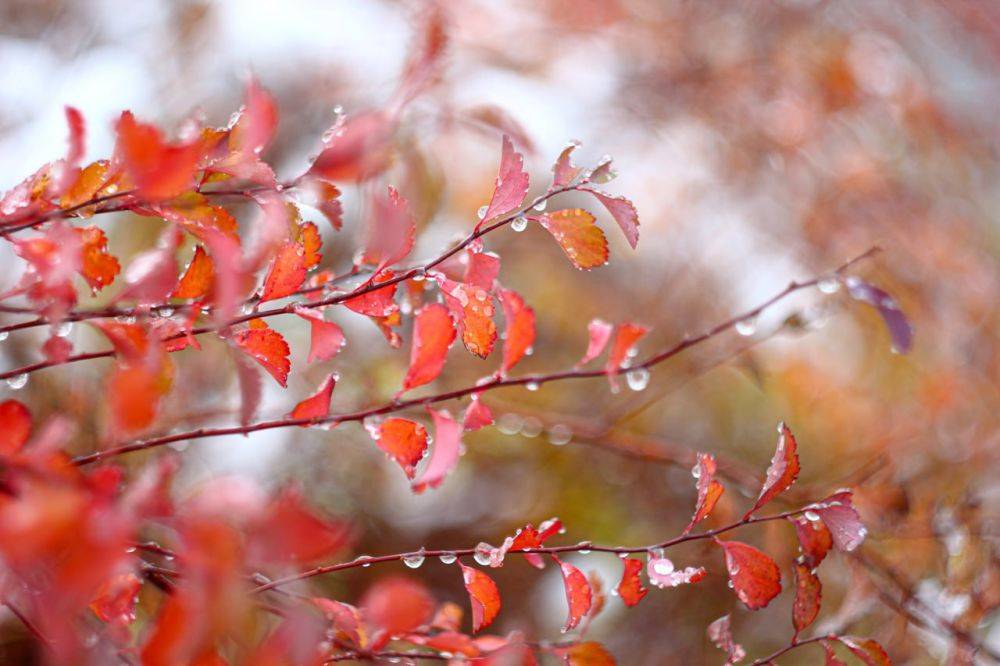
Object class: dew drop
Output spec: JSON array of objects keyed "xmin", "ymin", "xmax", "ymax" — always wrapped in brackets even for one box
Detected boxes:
[
  {"xmin": 0, "ymin": 331, "xmax": 8, "ymax": 342},
  {"xmin": 525, "ymin": 381, "xmax": 540, "ymax": 392},
  {"xmin": 804, "ymin": 510, "xmax": 820, "ymax": 522},
  {"xmin": 6, "ymin": 373, "xmax": 28, "ymax": 390},
  {"xmin": 158, "ymin": 307, "xmax": 175, "ymax": 318},
  {"xmin": 735, "ymin": 316, "xmax": 757, "ymax": 337},
  {"xmin": 511, "ymin": 215, "xmax": 528, "ymax": 232},
  {"xmin": 477, "ymin": 205, "xmax": 488, "ymax": 220},
  {"xmin": 497, "ymin": 413, "xmax": 522, "ymax": 435},
  {"xmin": 532, "ymin": 199, "xmax": 547, "ymax": 212},
  {"xmin": 55, "ymin": 321, "xmax": 74, "ymax": 337},
  {"xmin": 691, "ymin": 464, "xmax": 702, "ymax": 479},
  {"xmin": 626, "ymin": 367, "xmax": 650, "ymax": 391},
  {"xmin": 818, "ymin": 277, "xmax": 841, "ymax": 294},
  {"xmin": 727, "ymin": 579, "xmax": 735, "ymax": 589},
  {"xmin": 473, "ymin": 543, "xmax": 493, "ymax": 566},
  {"xmin": 521, "ymin": 417, "xmax": 543, "ymax": 438},
  {"xmin": 355, "ymin": 555, "xmax": 372, "ymax": 568},
  {"xmin": 652, "ymin": 560, "xmax": 674, "ymax": 576},
  {"xmin": 402, "ymin": 550, "xmax": 425, "ymax": 569},
  {"xmin": 547, "ymin": 424, "xmax": 572, "ymax": 446},
  {"xmin": 438, "ymin": 552, "xmax": 457, "ymax": 565}
]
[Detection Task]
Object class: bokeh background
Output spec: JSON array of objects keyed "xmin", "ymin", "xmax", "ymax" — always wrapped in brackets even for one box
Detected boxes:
[{"xmin": 1, "ymin": 1, "xmax": 998, "ymax": 663}]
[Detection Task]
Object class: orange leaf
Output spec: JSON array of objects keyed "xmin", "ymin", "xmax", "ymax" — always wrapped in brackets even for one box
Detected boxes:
[
  {"xmin": 792, "ymin": 562, "xmax": 821, "ymax": 638},
  {"xmin": 539, "ymin": 209, "xmax": 608, "ymax": 270},
  {"xmin": 90, "ymin": 572, "xmax": 142, "ymax": 627},
  {"xmin": 172, "ymin": 245, "xmax": 214, "ymax": 299},
  {"xmin": 260, "ymin": 241, "xmax": 307, "ymax": 302},
  {"xmin": 459, "ymin": 563, "xmax": 501, "ymax": 633},
  {"xmin": 61, "ymin": 160, "xmax": 110, "ymax": 209},
  {"xmin": 836, "ymin": 637, "xmax": 891, "ymax": 666},
  {"xmin": 554, "ymin": 556, "xmax": 592, "ymax": 632},
  {"xmin": 108, "ymin": 363, "xmax": 164, "ymax": 433},
  {"xmin": 344, "ymin": 270, "xmax": 399, "ymax": 318},
  {"xmin": 683, "ymin": 453, "xmax": 724, "ymax": 534},
  {"xmin": 437, "ymin": 278, "xmax": 497, "ymax": 358},
  {"xmin": 553, "ymin": 641, "xmax": 616, "ymax": 665},
  {"xmin": 499, "ymin": 289, "xmax": 535, "ymax": 375},
  {"xmin": 402, "ymin": 303, "xmax": 455, "ymax": 391},
  {"xmin": 0, "ymin": 400, "xmax": 32, "ymax": 456},
  {"xmin": 233, "ymin": 325, "xmax": 291, "ymax": 387},
  {"xmin": 374, "ymin": 418, "xmax": 428, "ymax": 479},
  {"xmin": 716, "ymin": 539, "xmax": 782, "ymax": 610},
  {"xmin": 616, "ymin": 557, "xmax": 648, "ymax": 607},
  {"xmin": 288, "ymin": 374, "xmax": 337, "ymax": 423},
  {"xmin": 297, "ymin": 221, "xmax": 322, "ymax": 268},
  {"xmin": 76, "ymin": 226, "xmax": 120, "ymax": 291},
  {"xmin": 743, "ymin": 421, "xmax": 800, "ymax": 519}
]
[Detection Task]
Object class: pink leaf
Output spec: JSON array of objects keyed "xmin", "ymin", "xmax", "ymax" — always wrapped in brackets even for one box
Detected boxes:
[
  {"xmin": 462, "ymin": 394, "xmax": 493, "ymax": 431},
  {"xmin": 707, "ymin": 614, "xmax": 746, "ymax": 665},
  {"xmin": 361, "ymin": 186, "xmax": 416, "ymax": 271},
  {"xmin": 581, "ymin": 187, "xmax": 640, "ymax": 250},
  {"xmin": 808, "ymin": 490, "xmax": 867, "ymax": 552},
  {"xmin": 464, "ymin": 250, "xmax": 500, "ymax": 291},
  {"xmin": 551, "ymin": 141, "xmax": 582, "ymax": 189},
  {"xmin": 477, "ymin": 135, "xmax": 528, "ymax": 228},
  {"xmin": 646, "ymin": 558, "xmax": 707, "ymax": 589},
  {"xmin": 577, "ymin": 318, "xmax": 613, "ymax": 367},
  {"xmin": 411, "ymin": 408, "xmax": 463, "ymax": 493},
  {"xmin": 294, "ymin": 306, "xmax": 347, "ymax": 363},
  {"xmin": 65, "ymin": 106, "xmax": 85, "ymax": 166}
]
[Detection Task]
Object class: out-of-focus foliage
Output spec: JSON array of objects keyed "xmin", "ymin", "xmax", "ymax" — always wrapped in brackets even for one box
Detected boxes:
[{"xmin": 0, "ymin": 1, "xmax": 997, "ymax": 664}]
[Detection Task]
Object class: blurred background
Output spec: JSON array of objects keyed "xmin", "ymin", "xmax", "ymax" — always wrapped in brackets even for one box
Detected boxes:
[{"xmin": 0, "ymin": 0, "xmax": 998, "ymax": 663}]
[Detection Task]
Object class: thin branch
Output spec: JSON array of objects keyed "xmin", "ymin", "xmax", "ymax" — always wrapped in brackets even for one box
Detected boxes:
[
  {"xmin": 70, "ymin": 246, "xmax": 880, "ymax": 466},
  {"xmin": 748, "ymin": 635, "xmax": 830, "ymax": 665},
  {"xmin": 2, "ymin": 599, "xmax": 51, "ymax": 646},
  {"xmin": 252, "ymin": 508, "xmax": 807, "ymax": 593},
  {"xmin": 0, "ymin": 186, "xmax": 574, "ymax": 383}
]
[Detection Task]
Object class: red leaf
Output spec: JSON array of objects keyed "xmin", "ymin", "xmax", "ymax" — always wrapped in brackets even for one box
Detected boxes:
[
  {"xmin": 171, "ymin": 245, "xmax": 214, "ymax": 299},
  {"xmin": 460, "ymin": 563, "xmax": 501, "ymax": 633},
  {"xmin": 360, "ymin": 576, "xmax": 434, "ymax": 638},
  {"xmin": 412, "ymin": 408, "xmax": 463, "ymax": 492},
  {"xmin": 463, "ymin": 394, "xmax": 493, "ymax": 431},
  {"xmin": 293, "ymin": 306, "xmax": 346, "ymax": 363},
  {"xmin": 402, "ymin": 303, "xmax": 455, "ymax": 391},
  {"xmin": 792, "ymin": 562, "xmax": 822, "ymax": 638},
  {"xmin": 789, "ymin": 515, "xmax": 833, "ymax": 568},
  {"xmin": 308, "ymin": 110, "xmax": 393, "ymax": 183},
  {"xmin": 115, "ymin": 111, "xmax": 204, "ymax": 200},
  {"xmin": 707, "ymin": 614, "xmax": 746, "ymax": 665},
  {"xmin": 288, "ymin": 374, "xmax": 337, "ymax": 423},
  {"xmin": 65, "ymin": 106, "xmax": 86, "ymax": 165},
  {"xmin": 260, "ymin": 241, "xmax": 308, "ymax": 302},
  {"xmin": 684, "ymin": 453, "xmax": 725, "ymax": 534},
  {"xmin": 577, "ymin": 318, "xmax": 613, "ymax": 367},
  {"xmin": 313, "ymin": 598, "xmax": 365, "ymax": 649},
  {"xmin": 108, "ymin": 363, "xmax": 165, "ymax": 433},
  {"xmin": 845, "ymin": 277, "xmax": 913, "ymax": 354},
  {"xmin": 229, "ymin": 76, "xmax": 278, "ymax": 156},
  {"xmin": 374, "ymin": 418, "xmax": 428, "ymax": 479},
  {"xmin": 251, "ymin": 487, "xmax": 352, "ymax": 565},
  {"xmin": 89, "ymin": 572, "xmax": 141, "ymax": 626},
  {"xmin": 616, "ymin": 557, "xmax": 648, "ymax": 607},
  {"xmin": 823, "ymin": 641, "xmax": 848, "ymax": 666},
  {"xmin": 298, "ymin": 221, "xmax": 322, "ymax": 269},
  {"xmin": 478, "ymin": 135, "xmax": 529, "ymax": 227},
  {"xmin": 808, "ymin": 490, "xmax": 867, "ymax": 552},
  {"xmin": 836, "ymin": 637, "xmax": 891, "ymax": 666},
  {"xmin": 395, "ymin": 3, "xmax": 448, "ymax": 107},
  {"xmin": 361, "ymin": 186, "xmax": 415, "ymax": 271},
  {"xmin": 551, "ymin": 141, "xmax": 582, "ymax": 189},
  {"xmin": 499, "ymin": 289, "xmax": 535, "ymax": 375},
  {"xmin": 539, "ymin": 209, "xmax": 609, "ymax": 270},
  {"xmin": 743, "ymin": 421, "xmax": 801, "ymax": 519},
  {"xmin": 91, "ymin": 320, "xmax": 151, "ymax": 364},
  {"xmin": 77, "ymin": 226, "xmax": 120, "ymax": 292},
  {"xmin": 604, "ymin": 323, "xmax": 649, "ymax": 391},
  {"xmin": 233, "ymin": 324, "xmax": 291, "ymax": 387},
  {"xmin": 0, "ymin": 400, "xmax": 32, "ymax": 456},
  {"xmin": 465, "ymin": 249, "xmax": 501, "ymax": 291},
  {"xmin": 716, "ymin": 539, "xmax": 782, "ymax": 610},
  {"xmin": 344, "ymin": 270, "xmax": 399, "ymax": 318},
  {"xmin": 554, "ymin": 556, "xmax": 592, "ymax": 632},
  {"xmin": 581, "ymin": 188, "xmax": 640, "ymax": 250},
  {"xmin": 647, "ymin": 558, "xmax": 707, "ymax": 588},
  {"xmin": 509, "ymin": 518, "xmax": 562, "ymax": 570},
  {"xmin": 437, "ymin": 277, "xmax": 497, "ymax": 358}
]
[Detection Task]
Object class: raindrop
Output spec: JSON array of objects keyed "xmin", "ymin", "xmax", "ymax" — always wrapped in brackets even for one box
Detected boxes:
[
  {"xmin": 241, "ymin": 303, "xmax": 254, "ymax": 315},
  {"xmin": 652, "ymin": 560, "xmax": 674, "ymax": 576},
  {"xmin": 521, "ymin": 417, "xmax": 543, "ymax": 438},
  {"xmin": 0, "ymin": 331, "xmax": 8, "ymax": 342},
  {"xmin": 511, "ymin": 216, "xmax": 528, "ymax": 232},
  {"xmin": 525, "ymin": 381, "xmax": 540, "ymax": 392},
  {"xmin": 473, "ymin": 543, "xmax": 493, "ymax": 566},
  {"xmin": 532, "ymin": 199, "xmax": 548, "ymax": 212},
  {"xmin": 55, "ymin": 321, "xmax": 74, "ymax": 337},
  {"xmin": 438, "ymin": 552, "xmax": 457, "ymax": 565},
  {"xmin": 477, "ymin": 205, "xmax": 488, "ymax": 220},
  {"xmin": 735, "ymin": 316, "xmax": 757, "ymax": 337},
  {"xmin": 727, "ymin": 579, "xmax": 735, "ymax": 589},
  {"xmin": 6, "ymin": 373, "xmax": 28, "ymax": 390},
  {"xmin": 497, "ymin": 413, "xmax": 522, "ymax": 435},
  {"xmin": 547, "ymin": 424, "xmax": 572, "ymax": 446},
  {"xmin": 355, "ymin": 555, "xmax": 373, "ymax": 568},
  {"xmin": 158, "ymin": 307, "xmax": 175, "ymax": 318},
  {"xmin": 818, "ymin": 277, "xmax": 841, "ymax": 294},
  {"xmin": 402, "ymin": 550, "xmax": 425, "ymax": 569},
  {"xmin": 804, "ymin": 510, "xmax": 820, "ymax": 522},
  {"xmin": 691, "ymin": 464, "xmax": 702, "ymax": 479},
  {"xmin": 626, "ymin": 368, "xmax": 649, "ymax": 391}
]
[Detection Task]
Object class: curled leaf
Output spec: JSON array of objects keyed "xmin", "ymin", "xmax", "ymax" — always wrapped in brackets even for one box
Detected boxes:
[
  {"xmin": 581, "ymin": 187, "xmax": 639, "ymax": 249},
  {"xmin": 172, "ymin": 245, "xmax": 214, "ymax": 299},
  {"xmin": 411, "ymin": 408, "xmax": 462, "ymax": 492},
  {"xmin": 790, "ymin": 514, "xmax": 833, "ymax": 568},
  {"xmin": 554, "ymin": 556, "xmax": 592, "ymax": 632},
  {"xmin": 684, "ymin": 453, "xmax": 725, "ymax": 534},
  {"xmin": 233, "ymin": 324, "xmax": 291, "ymax": 387},
  {"xmin": 845, "ymin": 277, "xmax": 913, "ymax": 354},
  {"xmin": 807, "ymin": 490, "xmax": 867, "ymax": 552},
  {"xmin": 707, "ymin": 614, "xmax": 746, "ymax": 665},
  {"xmin": 478, "ymin": 135, "xmax": 529, "ymax": 227}
]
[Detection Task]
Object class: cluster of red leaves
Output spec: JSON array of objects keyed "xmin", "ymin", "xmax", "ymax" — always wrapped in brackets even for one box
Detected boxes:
[{"xmin": 0, "ymin": 7, "xmax": 912, "ymax": 663}]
